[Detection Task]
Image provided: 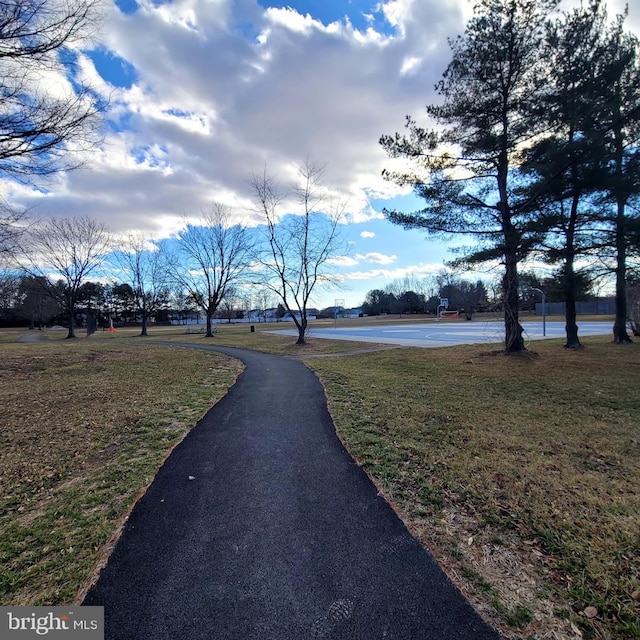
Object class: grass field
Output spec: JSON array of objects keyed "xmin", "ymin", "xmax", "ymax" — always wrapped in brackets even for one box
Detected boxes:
[
  {"xmin": 0, "ymin": 334, "xmax": 242, "ymax": 605},
  {"xmin": 1, "ymin": 319, "xmax": 638, "ymax": 639},
  {"xmin": 307, "ymin": 337, "xmax": 640, "ymax": 640}
]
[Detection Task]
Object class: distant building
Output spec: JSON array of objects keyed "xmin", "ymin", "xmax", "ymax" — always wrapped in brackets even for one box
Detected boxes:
[{"xmin": 283, "ymin": 309, "xmax": 319, "ymax": 321}]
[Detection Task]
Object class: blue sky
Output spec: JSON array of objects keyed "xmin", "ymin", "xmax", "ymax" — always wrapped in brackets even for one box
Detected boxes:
[
  {"xmin": 4, "ymin": 0, "xmax": 638, "ymax": 309},
  {"xmin": 260, "ymin": 0, "xmax": 396, "ymax": 34}
]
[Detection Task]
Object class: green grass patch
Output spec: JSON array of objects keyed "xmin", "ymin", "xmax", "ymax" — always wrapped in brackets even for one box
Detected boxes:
[
  {"xmin": 0, "ymin": 337, "xmax": 242, "ymax": 605},
  {"xmin": 306, "ymin": 338, "xmax": 640, "ymax": 639},
  {"xmin": 3, "ymin": 321, "xmax": 638, "ymax": 639},
  {"xmin": 142, "ymin": 322, "xmax": 381, "ymax": 356}
]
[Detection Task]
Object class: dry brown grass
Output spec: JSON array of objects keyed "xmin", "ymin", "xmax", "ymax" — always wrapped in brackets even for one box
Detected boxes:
[
  {"xmin": 0, "ymin": 335, "xmax": 242, "ymax": 605},
  {"xmin": 2, "ymin": 321, "xmax": 638, "ymax": 640},
  {"xmin": 307, "ymin": 338, "xmax": 640, "ymax": 639},
  {"xmin": 143, "ymin": 322, "xmax": 383, "ymax": 356}
]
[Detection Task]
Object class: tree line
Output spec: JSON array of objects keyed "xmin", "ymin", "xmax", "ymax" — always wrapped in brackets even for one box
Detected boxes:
[
  {"xmin": 360, "ymin": 267, "xmax": 603, "ymax": 319},
  {"xmin": 380, "ymin": 0, "xmax": 640, "ymax": 351},
  {"xmin": 361, "ymin": 276, "xmax": 491, "ymax": 318},
  {"xmin": 0, "ymin": 274, "xmax": 287, "ymax": 332},
  {"xmin": 0, "ymin": 162, "xmax": 343, "ymax": 344}
]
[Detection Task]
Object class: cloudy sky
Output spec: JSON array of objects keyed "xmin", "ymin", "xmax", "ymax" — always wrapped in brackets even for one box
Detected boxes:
[{"xmin": 4, "ymin": 0, "xmax": 640, "ymax": 309}]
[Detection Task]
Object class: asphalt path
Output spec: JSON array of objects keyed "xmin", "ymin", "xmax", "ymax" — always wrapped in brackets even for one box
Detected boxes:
[
  {"xmin": 269, "ymin": 320, "xmax": 613, "ymax": 348},
  {"xmin": 84, "ymin": 344, "xmax": 502, "ymax": 640}
]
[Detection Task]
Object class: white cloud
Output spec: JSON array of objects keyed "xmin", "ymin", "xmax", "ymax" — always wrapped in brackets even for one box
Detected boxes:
[
  {"xmin": 9, "ymin": 0, "xmax": 636, "ymax": 254},
  {"xmin": 328, "ymin": 255, "xmax": 359, "ymax": 267},
  {"xmin": 11, "ymin": 0, "xmax": 634, "ymax": 310},
  {"xmin": 400, "ymin": 55, "xmax": 422, "ymax": 75},
  {"xmin": 344, "ymin": 262, "xmax": 443, "ymax": 281},
  {"xmin": 328, "ymin": 251, "xmax": 399, "ymax": 268},
  {"xmin": 356, "ymin": 252, "xmax": 397, "ymax": 265},
  {"xmin": 10, "ymin": 0, "xmax": 467, "ymax": 238},
  {"xmin": 264, "ymin": 6, "xmax": 320, "ymax": 33}
]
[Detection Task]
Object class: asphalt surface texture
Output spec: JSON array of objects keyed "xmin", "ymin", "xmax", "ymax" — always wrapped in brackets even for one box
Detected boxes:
[
  {"xmin": 269, "ymin": 320, "xmax": 613, "ymax": 348},
  {"xmin": 84, "ymin": 344, "xmax": 502, "ymax": 640}
]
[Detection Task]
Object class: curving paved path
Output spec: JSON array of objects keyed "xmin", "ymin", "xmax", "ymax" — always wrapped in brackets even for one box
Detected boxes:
[{"xmin": 84, "ymin": 344, "xmax": 502, "ymax": 640}]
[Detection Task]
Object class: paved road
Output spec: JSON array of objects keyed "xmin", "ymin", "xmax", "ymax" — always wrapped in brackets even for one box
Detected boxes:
[
  {"xmin": 270, "ymin": 320, "xmax": 612, "ymax": 348},
  {"xmin": 84, "ymin": 345, "xmax": 501, "ymax": 640}
]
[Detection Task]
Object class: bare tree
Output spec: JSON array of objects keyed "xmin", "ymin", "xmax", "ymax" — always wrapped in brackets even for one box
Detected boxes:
[
  {"xmin": 113, "ymin": 234, "xmax": 170, "ymax": 336},
  {"xmin": 168, "ymin": 286, "xmax": 195, "ymax": 325},
  {"xmin": 219, "ymin": 285, "xmax": 239, "ymax": 323},
  {"xmin": 420, "ymin": 275, "xmax": 439, "ymax": 305},
  {"xmin": 255, "ymin": 287, "xmax": 276, "ymax": 323},
  {"xmin": 240, "ymin": 293, "xmax": 254, "ymax": 321},
  {"xmin": 0, "ymin": 198, "xmax": 27, "ymax": 257},
  {"xmin": 0, "ymin": 0, "xmax": 103, "ymax": 178},
  {"xmin": 0, "ymin": 270, "xmax": 19, "ymax": 319},
  {"xmin": 20, "ymin": 216, "xmax": 110, "ymax": 338},
  {"xmin": 169, "ymin": 203, "xmax": 252, "ymax": 338},
  {"xmin": 249, "ymin": 161, "xmax": 344, "ymax": 345},
  {"xmin": 0, "ymin": 200, "xmax": 26, "ymax": 320}
]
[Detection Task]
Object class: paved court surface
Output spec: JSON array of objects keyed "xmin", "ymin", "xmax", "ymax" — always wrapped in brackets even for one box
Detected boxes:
[{"xmin": 270, "ymin": 320, "xmax": 612, "ymax": 348}]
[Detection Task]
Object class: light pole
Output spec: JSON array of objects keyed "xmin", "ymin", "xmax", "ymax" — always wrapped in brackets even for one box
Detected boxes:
[
  {"xmin": 532, "ymin": 288, "xmax": 546, "ymax": 336},
  {"xmin": 334, "ymin": 298, "xmax": 344, "ymax": 328}
]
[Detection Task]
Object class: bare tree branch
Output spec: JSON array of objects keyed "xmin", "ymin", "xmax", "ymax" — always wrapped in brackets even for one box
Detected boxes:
[
  {"xmin": 168, "ymin": 203, "xmax": 253, "ymax": 338},
  {"xmin": 249, "ymin": 161, "xmax": 345, "ymax": 345},
  {"xmin": 18, "ymin": 215, "xmax": 111, "ymax": 337},
  {"xmin": 0, "ymin": 0, "xmax": 105, "ymax": 179}
]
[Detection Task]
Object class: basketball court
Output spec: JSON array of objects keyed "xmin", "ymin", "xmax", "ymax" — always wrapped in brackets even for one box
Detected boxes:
[{"xmin": 270, "ymin": 320, "xmax": 613, "ymax": 348}]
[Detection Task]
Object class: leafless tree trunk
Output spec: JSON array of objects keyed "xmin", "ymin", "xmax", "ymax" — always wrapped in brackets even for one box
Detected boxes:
[
  {"xmin": 113, "ymin": 234, "xmax": 170, "ymax": 336},
  {"xmin": 169, "ymin": 203, "xmax": 252, "ymax": 338},
  {"xmin": 19, "ymin": 216, "xmax": 111, "ymax": 338},
  {"xmin": 249, "ymin": 161, "xmax": 344, "ymax": 345}
]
